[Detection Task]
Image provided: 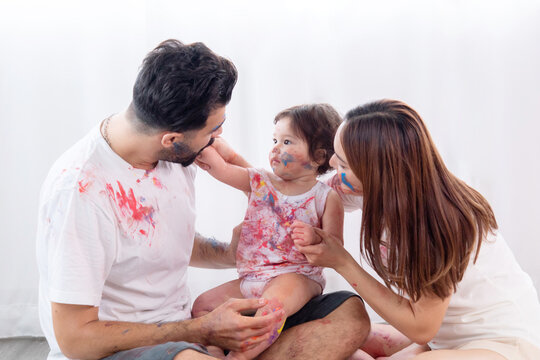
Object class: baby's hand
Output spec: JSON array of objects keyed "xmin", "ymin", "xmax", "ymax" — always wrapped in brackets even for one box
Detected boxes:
[
  {"xmin": 291, "ymin": 221, "xmax": 322, "ymax": 246},
  {"xmin": 196, "ymin": 145, "xmax": 226, "ymax": 171},
  {"xmin": 212, "ymin": 138, "xmax": 238, "ymax": 164}
]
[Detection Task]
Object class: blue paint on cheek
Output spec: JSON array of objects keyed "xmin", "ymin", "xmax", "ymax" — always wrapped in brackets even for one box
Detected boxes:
[
  {"xmin": 281, "ymin": 153, "xmax": 295, "ymax": 166},
  {"xmin": 341, "ymin": 172, "xmax": 355, "ymax": 191}
]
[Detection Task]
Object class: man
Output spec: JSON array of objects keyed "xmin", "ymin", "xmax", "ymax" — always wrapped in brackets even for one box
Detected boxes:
[{"xmin": 36, "ymin": 39, "xmax": 369, "ymax": 360}]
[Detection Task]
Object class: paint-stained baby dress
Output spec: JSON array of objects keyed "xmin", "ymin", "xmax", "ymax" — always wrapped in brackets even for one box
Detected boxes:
[{"xmin": 237, "ymin": 168, "xmax": 331, "ymax": 298}]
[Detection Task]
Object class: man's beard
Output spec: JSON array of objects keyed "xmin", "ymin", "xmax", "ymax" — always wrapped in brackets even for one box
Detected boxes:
[{"xmin": 159, "ymin": 138, "xmax": 215, "ymax": 167}]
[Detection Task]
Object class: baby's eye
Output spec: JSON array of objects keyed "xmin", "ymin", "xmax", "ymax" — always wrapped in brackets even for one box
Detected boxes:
[
  {"xmin": 273, "ymin": 139, "xmax": 277, "ymax": 144},
  {"xmin": 284, "ymin": 140, "xmax": 291, "ymax": 145}
]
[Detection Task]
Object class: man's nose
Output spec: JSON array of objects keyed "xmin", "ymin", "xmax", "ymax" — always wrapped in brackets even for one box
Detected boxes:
[{"xmin": 212, "ymin": 127, "xmax": 223, "ymax": 138}]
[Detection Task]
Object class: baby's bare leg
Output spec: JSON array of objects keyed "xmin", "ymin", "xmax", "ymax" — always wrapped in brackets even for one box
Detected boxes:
[
  {"xmin": 191, "ymin": 279, "xmax": 244, "ymax": 359},
  {"xmin": 191, "ymin": 279, "xmax": 243, "ymax": 318},
  {"xmin": 227, "ymin": 273, "xmax": 321, "ymax": 360}
]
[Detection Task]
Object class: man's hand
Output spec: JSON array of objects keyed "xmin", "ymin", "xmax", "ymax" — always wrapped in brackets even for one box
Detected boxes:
[{"xmin": 198, "ymin": 298, "xmax": 285, "ymax": 352}]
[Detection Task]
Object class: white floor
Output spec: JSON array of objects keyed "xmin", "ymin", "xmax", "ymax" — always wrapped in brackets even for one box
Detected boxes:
[{"xmin": 0, "ymin": 337, "xmax": 49, "ymax": 360}]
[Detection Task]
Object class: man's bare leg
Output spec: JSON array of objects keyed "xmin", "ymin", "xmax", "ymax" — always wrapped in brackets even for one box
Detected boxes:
[{"xmin": 258, "ymin": 296, "xmax": 370, "ymax": 360}]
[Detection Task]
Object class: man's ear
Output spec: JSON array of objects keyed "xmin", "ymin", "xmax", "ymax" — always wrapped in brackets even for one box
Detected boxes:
[{"xmin": 161, "ymin": 132, "xmax": 185, "ymax": 148}]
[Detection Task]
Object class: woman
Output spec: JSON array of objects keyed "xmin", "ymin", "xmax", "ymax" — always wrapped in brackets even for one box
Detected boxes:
[{"xmin": 292, "ymin": 99, "xmax": 540, "ymax": 360}]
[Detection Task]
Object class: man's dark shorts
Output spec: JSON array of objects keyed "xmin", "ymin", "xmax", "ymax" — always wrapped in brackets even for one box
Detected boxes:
[{"xmin": 102, "ymin": 291, "xmax": 360, "ymax": 360}]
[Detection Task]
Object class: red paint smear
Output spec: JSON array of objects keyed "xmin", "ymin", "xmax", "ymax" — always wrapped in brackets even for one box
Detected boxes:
[
  {"xmin": 152, "ymin": 177, "xmax": 163, "ymax": 189},
  {"xmin": 78, "ymin": 180, "xmax": 90, "ymax": 193},
  {"xmin": 106, "ymin": 181, "xmax": 155, "ymax": 227},
  {"xmin": 139, "ymin": 229, "xmax": 147, "ymax": 235},
  {"xmin": 352, "ymin": 283, "xmax": 358, "ymax": 287},
  {"xmin": 253, "ymin": 173, "xmax": 263, "ymax": 189}
]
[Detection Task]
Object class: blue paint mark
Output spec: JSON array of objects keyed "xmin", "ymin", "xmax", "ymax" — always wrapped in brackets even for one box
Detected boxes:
[
  {"xmin": 281, "ymin": 152, "xmax": 295, "ymax": 167},
  {"xmin": 211, "ymin": 120, "xmax": 225, "ymax": 132},
  {"xmin": 341, "ymin": 172, "xmax": 355, "ymax": 191},
  {"xmin": 209, "ymin": 237, "xmax": 225, "ymax": 250},
  {"xmin": 264, "ymin": 193, "xmax": 276, "ymax": 208}
]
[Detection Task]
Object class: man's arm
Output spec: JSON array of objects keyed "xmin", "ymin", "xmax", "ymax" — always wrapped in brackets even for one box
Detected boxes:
[
  {"xmin": 52, "ymin": 298, "xmax": 284, "ymax": 360},
  {"xmin": 190, "ymin": 228, "xmax": 240, "ymax": 269}
]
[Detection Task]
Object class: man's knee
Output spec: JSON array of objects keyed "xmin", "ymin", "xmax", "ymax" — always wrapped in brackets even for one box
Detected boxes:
[{"xmin": 331, "ymin": 297, "xmax": 371, "ymax": 346}]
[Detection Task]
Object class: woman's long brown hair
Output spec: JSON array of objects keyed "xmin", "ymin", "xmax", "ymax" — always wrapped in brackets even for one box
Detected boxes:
[{"xmin": 342, "ymin": 99, "xmax": 497, "ymax": 301}]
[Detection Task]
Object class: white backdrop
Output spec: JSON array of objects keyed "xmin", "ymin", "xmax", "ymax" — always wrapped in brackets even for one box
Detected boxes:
[{"xmin": 1, "ymin": 0, "xmax": 539, "ymax": 337}]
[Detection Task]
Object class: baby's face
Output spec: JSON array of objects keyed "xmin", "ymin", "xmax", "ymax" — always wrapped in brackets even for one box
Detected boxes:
[{"xmin": 269, "ymin": 117, "xmax": 316, "ymax": 180}]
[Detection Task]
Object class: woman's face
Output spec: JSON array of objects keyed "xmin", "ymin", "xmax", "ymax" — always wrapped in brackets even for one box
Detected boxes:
[{"xmin": 329, "ymin": 123, "xmax": 364, "ymax": 195}]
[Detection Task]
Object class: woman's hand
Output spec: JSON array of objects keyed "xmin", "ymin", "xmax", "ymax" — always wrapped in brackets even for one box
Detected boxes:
[{"xmin": 292, "ymin": 221, "xmax": 354, "ymax": 270}]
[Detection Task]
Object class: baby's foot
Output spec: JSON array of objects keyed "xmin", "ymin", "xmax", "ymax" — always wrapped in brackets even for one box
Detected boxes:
[
  {"xmin": 225, "ymin": 350, "xmax": 251, "ymax": 360},
  {"xmin": 205, "ymin": 345, "xmax": 226, "ymax": 359},
  {"xmin": 348, "ymin": 349, "xmax": 376, "ymax": 360}
]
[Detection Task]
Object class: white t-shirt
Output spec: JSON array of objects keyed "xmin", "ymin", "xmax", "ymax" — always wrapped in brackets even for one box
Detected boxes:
[
  {"xmin": 326, "ymin": 175, "xmax": 540, "ymax": 349},
  {"xmin": 430, "ymin": 230, "xmax": 540, "ymax": 349},
  {"xmin": 36, "ymin": 125, "xmax": 197, "ymax": 360}
]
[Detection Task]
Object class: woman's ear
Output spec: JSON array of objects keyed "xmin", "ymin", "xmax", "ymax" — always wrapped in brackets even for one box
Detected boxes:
[{"xmin": 161, "ymin": 132, "xmax": 185, "ymax": 148}]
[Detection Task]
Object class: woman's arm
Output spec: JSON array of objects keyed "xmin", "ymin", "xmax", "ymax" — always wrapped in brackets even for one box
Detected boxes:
[
  {"xmin": 293, "ymin": 230, "xmax": 450, "ymax": 345},
  {"xmin": 197, "ymin": 145, "xmax": 251, "ymax": 192}
]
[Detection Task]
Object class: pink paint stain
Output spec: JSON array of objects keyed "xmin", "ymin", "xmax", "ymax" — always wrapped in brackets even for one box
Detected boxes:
[
  {"xmin": 106, "ymin": 181, "xmax": 156, "ymax": 228},
  {"xmin": 152, "ymin": 177, "xmax": 163, "ymax": 189},
  {"xmin": 78, "ymin": 180, "xmax": 90, "ymax": 193}
]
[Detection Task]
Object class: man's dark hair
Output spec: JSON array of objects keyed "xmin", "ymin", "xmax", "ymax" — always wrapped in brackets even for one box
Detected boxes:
[{"xmin": 132, "ymin": 39, "xmax": 238, "ymax": 133}]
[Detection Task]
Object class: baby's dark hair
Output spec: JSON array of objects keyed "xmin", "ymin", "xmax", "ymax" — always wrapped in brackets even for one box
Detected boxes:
[{"xmin": 274, "ymin": 104, "xmax": 342, "ymax": 175}]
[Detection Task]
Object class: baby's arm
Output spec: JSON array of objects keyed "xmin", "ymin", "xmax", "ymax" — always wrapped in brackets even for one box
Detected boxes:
[
  {"xmin": 291, "ymin": 189, "xmax": 344, "ymax": 246},
  {"xmin": 320, "ymin": 190, "xmax": 345, "ymax": 244},
  {"xmin": 212, "ymin": 137, "xmax": 252, "ymax": 168},
  {"xmin": 197, "ymin": 145, "xmax": 251, "ymax": 193}
]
